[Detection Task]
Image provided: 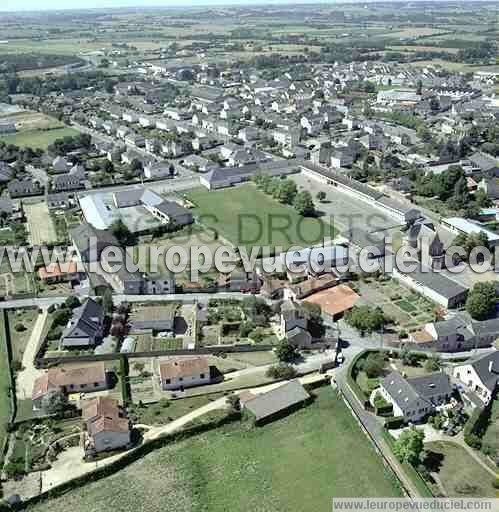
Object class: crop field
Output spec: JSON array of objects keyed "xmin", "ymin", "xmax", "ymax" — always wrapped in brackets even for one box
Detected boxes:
[
  {"xmin": 186, "ymin": 184, "xmax": 335, "ymax": 253},
  {"xmin": 0, "ymin": 127, "xmax": 80, "ymax": 150},
  {"xmin": 29, "ymin": 387, "xmax": 402, "ymax": 512}
]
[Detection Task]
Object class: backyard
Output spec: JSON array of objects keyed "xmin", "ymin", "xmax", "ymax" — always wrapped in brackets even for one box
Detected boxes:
[
  {"xmin": 28, "ymin": 387, "xmax": 402, "ymax": 512},
  {"xmin": 6, "ymin": 308, "xmax": 39, "ymax": 368},
  {"xmin": 423, "ymin": 441, "xmax": 497, "ymax": 498},
  {"xmin": 185, "ymin": 184, "xmax": 335, "ymax": 253}
]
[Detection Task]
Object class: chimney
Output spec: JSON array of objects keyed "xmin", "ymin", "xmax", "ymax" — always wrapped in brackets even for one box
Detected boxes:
[{"xmin": 489, "ymin": 360, "xmax": 494, "ymax": 374}]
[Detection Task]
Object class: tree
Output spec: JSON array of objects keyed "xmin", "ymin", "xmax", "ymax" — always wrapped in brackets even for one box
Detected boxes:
[
  {"xmin": 316, "ymin": 191, "xmax": 326, "ymax": 202},
  {"xmin": 293, "ymin": 190, "xmax": 315, "ymax": 216},
  {"xmin": 449, "ymin": 176, "xmax": 470, "ymax": 209},
  {"xmin": 102, "ymin": 288, "xmax": 114, "ymax": 316},
  {"xmin": 400, "ymin": 346, "xmax": 419, "ymax": 367},
  {"xmin": 362, "ymin": 352, "xmax": 385, "ymax": 378},
  {"xmin": 393, "ymin": 427, "xmax": 425, "ymax": 466},
  {"xmin": 345, "ymin": 305, "xmax": 386, "ymax": 336},
  {"xmin": 275, "ymin": 340, "xmax": 297, "ymax": 362},
  {"xmin": 41, "ymin": 389, "xmax": 68, "ymax": 415},
  {"xmin": 111, "ymin": 219, "xmax": 136, "ymax": 246},
  {"xmin": 65, "ymin": 295, "xmax": 80, "ymax": 309},
  {"xmin": 416, "ymin": 80, "xmax": 422, "ymax": 95},
  {"xmin": 424, "ymin": 354, "xmax": 441, "ymax": 373},
  {"xmin": 466, "ymin": 282, "xmax": 497, "ymax": 320},
  {"xmin": 276, "ymin": 179, "xmax": 297, "ymax": 205},
  {"xmin": 130, "ymin": 158, "xmax": 143, "ymax": 172},
  {"xmin": 102, "ymin": 160, "xmax": 114, "ymax": 173}
]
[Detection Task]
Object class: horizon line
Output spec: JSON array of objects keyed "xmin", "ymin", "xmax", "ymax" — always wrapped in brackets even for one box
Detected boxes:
[{"xmin": 0, "ymin": 0, "xmax": 493, "ymax": 15}]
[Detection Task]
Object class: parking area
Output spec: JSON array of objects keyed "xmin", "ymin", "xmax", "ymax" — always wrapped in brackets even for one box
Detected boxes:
[{"xmin": 291, "ymin": 172, "xmax": 403, "ymax": 249}]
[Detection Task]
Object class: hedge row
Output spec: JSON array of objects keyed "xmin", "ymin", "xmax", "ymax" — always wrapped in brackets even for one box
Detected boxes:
[
  {"xmin": 346, "ymin": 350, "xmax": 374, "ymax": 408},
  {"xmin": 463, "ymin": 399, "xmax": 493, "ymax": 449},
  {"xmin": 383, "ymin": 416, "xmax": 405, "ymax": 430}
]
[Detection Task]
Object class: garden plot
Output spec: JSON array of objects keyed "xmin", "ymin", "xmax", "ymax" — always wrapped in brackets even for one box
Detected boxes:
[{"xmin": 356, "ymin": 278, "xmax": 436, "ymax": 331}]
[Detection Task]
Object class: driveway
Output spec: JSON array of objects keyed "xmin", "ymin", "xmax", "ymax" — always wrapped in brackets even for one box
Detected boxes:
[{"xmin": 16, "ymin": 309, "xmax": 48, "ymax": 400}]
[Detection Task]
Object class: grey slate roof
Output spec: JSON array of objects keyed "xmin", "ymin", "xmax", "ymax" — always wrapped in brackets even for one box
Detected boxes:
[
  {"xmin": 398, "ymin": 265, "xmax": 468, "ymax": 300},
  {"xmin": 62, "ymin": 298, "xmax": 104, "ymax": 342},
  {"xmin": 382, "ymin": 371, "xmax": 426, "ymax": 412},
  {"xmin": 244, "ymin": 380, "xmax": 310, "ymax": 421},
  {"xmin": 468, "ymin": 351, "xmax": 499, "ymax": 393},
  {"xmin": 407, "ymin": 372, "xmax": 453, "ymax": 400}
]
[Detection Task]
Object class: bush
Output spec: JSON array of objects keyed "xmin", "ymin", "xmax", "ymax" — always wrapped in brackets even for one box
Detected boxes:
[
  {"xmin": 266, "ymin": 363, "xmax": 297, "ymax": 380},
  {"xmin": 65, "ymin": 296, "xmax": 81, "ymax": 309},
  {"xmin": 464, "ymin": 432, "xmax": 482, "ymax": 449},
  {"xmin": 14, "ymin": 323, "xmax": 27, "ymax": 332},
  {"xmin": 384, "ymin": 416, "xmax": 405, "ymax": 429}
]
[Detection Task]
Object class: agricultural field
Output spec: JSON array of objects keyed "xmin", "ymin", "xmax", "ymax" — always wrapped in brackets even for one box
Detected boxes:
[
  {"xmin": 28, "ymin": 387, "xmax": 402, "ymax": 512},
  {"xmin": 186, "ymin": 184, "xmax": 335, "ymax": 253},
  {"xmin": 423, "ymin": 442, "xmax": 497, "ymax": 498},
  {"xmin": 0, "ymin": 127, "xmax": 80, "ymax": 150}
]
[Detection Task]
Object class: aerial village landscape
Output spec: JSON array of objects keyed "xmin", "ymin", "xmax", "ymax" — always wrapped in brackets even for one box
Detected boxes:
[{"xmin": 0, "ymin": 1, "xmax": 497, "ymax": 511}]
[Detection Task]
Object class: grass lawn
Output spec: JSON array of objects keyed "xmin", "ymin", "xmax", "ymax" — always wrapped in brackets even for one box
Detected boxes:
[
  {"xmin": 0, "ymin": 127, "xmax": 80, "ymax": 150},
  {"xmin": 30, "ymin": 387, "xmax": 402, "ymax": 512},
  {"xmin": 185, "ymin": 184, "xmax": 335, "ymax": 252},
  {"xmin": 424, "ymin": 441, "xmax": 497, "ymax": 498}
]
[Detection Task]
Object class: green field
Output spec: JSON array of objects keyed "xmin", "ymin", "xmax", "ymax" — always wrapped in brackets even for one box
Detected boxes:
[
  {"xmin": 0, "ymin": 127, "xmax": 80, "ymax": 150},
  {"xmin": 28, "ymin": 388, "xmax": 402, "ymax": 512},
  {"xmin": 186, "ymin": 184, "xmax": 335, "ymax": 252}
]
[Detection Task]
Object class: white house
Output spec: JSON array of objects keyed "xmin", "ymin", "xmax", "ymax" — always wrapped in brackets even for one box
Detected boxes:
[
  {"xmin": 159, "ymin": 357, "xmax": 211, "ymax": 391},
  {"xmin": 453, "ymin": 352, "xmax": 499, "ymax": 405}
]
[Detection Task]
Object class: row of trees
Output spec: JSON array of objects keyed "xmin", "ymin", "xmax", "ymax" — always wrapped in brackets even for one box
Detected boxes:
[{"xmin": 253, "ymin": 175, "xmax": 316, "ymax": 216}]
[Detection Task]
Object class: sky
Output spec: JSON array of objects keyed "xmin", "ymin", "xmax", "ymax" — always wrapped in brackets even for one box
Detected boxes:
[{"xmin": 2, "ymin": 0, "xmax": 340, "ymax": 12}]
